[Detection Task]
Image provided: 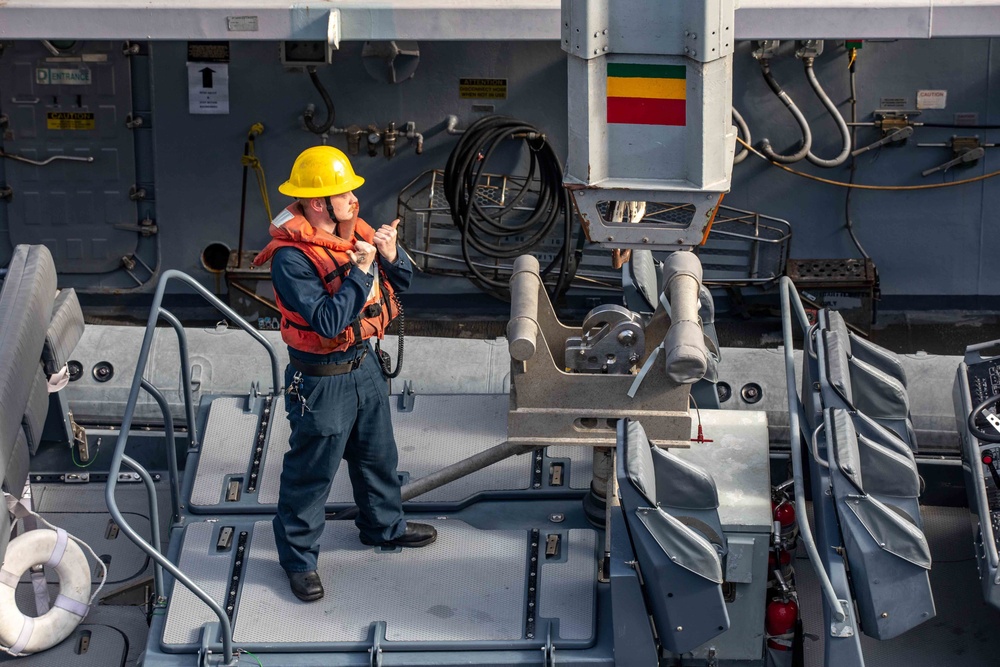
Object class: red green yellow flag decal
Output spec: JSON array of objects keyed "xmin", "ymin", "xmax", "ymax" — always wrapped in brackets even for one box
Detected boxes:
[{"xmin": 606, "ymin": 63, "xmax": 686, "ymax": 126}]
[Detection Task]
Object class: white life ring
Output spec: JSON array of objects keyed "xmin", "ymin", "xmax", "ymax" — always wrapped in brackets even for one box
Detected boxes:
[{"xmin": 0, "ymin": 528, "xmax": 91, "ymax": 655}]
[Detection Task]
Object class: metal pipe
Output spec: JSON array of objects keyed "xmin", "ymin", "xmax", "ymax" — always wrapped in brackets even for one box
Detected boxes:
[
  {"xmin": 0, "ymin": 150, "xmax": 94, "ymax": 167},
  {"xmin": 732, "ymin": 107, "xmax": 752, "ymax": 164},
  {"xmin": 757, "ymin": 61, "xmax": 813, "ymax": 164},
  {"xmin": 331, "ymin": 441, "xmax": 536, "ymax": 520},
  {"xmin": 227, "ymin": 279, "xmax": 280, "ymax": 314},
  {"xmin": 803, "ymin": 58, "xmax": 852, "ymax": 168},
  {"xmin": 158, "ymin": 308, "xmax": 199, "ymax": 449},
  {"xmin": 119, "ymin": 454, "xmax": 164, "ymax": 600},
  {"xmin": 507, "ymin": 255, "xmax": 541, "ymax": 362},
  {"xmin": 237, "ymin": 140, "xmax": 250, "ymax": 268},
  {"xmin": 140, "ymin": 379, "xmax": 182, "ymax": 524},
  {"xmin": 107, "ymin": 269, "xmax": 282, "ymax": 665},
  {"xmin": 779, "ymin": 276, "xmax": 846, "ymax": 622}
]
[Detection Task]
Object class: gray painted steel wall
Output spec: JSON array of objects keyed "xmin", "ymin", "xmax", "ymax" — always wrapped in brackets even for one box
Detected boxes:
[{"xmin": 3, "ymin": 37, "xmax": 999, "ymax": 300}]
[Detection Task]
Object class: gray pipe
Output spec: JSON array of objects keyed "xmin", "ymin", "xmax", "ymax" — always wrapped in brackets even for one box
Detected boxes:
[
  {"xmin": 779, "ymin": 277, "xmax": 846, "ymax": 622},
  {"xmin": 140, "ymin": 379, "xmax": 181, "ymax": 524},
  {"xmin": 158, "ymin": 308, "xmax": 199, "ymax": 448},
  {"xmin": 508, "ymin": 255, "xmax": 541, "ymax": 362},
  {"xmin": 107, "ymin": 269, "xmax": 281, "ymax": 665},
  {"xmin": 758, "ymin": 61, "xmax": 813, "ymax": 164},
  {"xmin": 732, "ymin": 107, "xmax": 751, "ymax": 165},
  {"xmin": 332, "ymin": 441, "xmax": 537, "ymax": 520},
  {"xmin": 803, "ymin": 59, "xmax": 852, "ymax": 168},
  {"xmin": 119, "ymin": 454, "xmax": 164, "ymax": 600}
]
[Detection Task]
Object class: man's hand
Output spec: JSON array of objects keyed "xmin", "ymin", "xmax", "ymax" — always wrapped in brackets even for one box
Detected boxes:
[
  {"xmin": 373, "ymin": 219, "xmax": 400, "ymax": 264},
  {"xmin": 346, "ymin": 240, "xmax": 377, "ymax": 273}
]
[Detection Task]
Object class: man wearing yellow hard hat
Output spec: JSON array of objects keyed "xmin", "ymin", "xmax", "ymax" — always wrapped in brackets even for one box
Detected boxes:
[{"xmin": 254, "ymin": 146, "xmax": 436, "ymax": 602}]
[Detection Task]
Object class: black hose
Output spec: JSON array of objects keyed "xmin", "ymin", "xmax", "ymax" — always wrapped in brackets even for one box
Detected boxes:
[
  {"xmin": 442, "ymin": 115, "xmax": 577, "ymax": 301},
  {"xmin": 758, "ymin": 60, "xmax": 813, "ymax": 164},
  {"xmin": 303, "ymin": 66, "xmax": 335, "ymax": 135}
]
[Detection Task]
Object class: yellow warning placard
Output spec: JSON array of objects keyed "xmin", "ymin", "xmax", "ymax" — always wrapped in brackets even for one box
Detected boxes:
[
  {"xmin": 459, "ymin": 78, "xmax": 507, "ymax": 100},
  {"xmin": 46, "ymin": 112, "xmax": 95, "ymax": 130}
]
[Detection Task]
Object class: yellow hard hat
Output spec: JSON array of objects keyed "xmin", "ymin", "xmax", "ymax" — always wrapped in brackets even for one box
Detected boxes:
[{"xmin": 278, "ymin": 145, "xmax": 365, "ymax": 198}]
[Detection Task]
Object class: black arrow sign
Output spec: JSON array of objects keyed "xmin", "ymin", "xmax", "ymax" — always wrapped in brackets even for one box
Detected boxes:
[{"xmin": 200, "ymin": 67, "xmax": 215, "ymax": 89}]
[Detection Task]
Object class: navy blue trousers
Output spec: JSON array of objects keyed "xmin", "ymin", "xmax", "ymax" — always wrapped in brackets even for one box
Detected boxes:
[{"xmin": 273, "ymin": 351, "xmax": 406, "ymax": 572}]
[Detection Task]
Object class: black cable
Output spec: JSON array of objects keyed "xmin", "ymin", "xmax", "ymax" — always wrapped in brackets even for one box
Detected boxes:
[
  {"xmin": 442, "ymin": 115, "xmax": 577, "ymax": 301},
  {"xmin": 377, "ymin": 291, "xmax": 405, "ymax": 379},
  {"xmin": 303, "ymin": 66, "xmax": 335, "ymax": 135}
]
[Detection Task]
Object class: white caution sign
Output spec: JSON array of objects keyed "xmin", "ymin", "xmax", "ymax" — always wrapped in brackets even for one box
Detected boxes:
[{"xmin": 187, "ymin": 62, "xmax": 230, "ymax": 115}]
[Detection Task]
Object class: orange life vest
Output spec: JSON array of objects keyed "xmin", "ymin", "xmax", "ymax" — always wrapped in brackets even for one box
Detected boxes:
[{"xmin": 253, "ymin": 205, "xmax": 399, "ymax": 355}]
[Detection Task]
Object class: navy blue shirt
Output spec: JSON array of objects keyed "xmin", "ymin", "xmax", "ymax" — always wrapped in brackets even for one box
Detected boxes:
[{"xmin": 271, "ymin": 244, "xmax": 413, "ymax": 363}]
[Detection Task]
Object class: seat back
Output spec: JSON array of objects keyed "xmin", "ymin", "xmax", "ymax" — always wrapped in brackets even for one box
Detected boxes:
[
  {"xmin": 820, "ymin": 311, "xmax": 917, "ymax": 449},
  {"xmin": 616, "ymin": 419, "xmax": 729, "ymax": 654},
  {"xmin": 828, "ymin": 408, "xmax": 935, "ymax": 639}
]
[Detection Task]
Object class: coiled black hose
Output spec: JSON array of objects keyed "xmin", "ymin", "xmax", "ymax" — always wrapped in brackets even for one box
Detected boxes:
[
  {"xmin": 303, "ymin": 66, "xmax": 335, "ymax": 135},
  {"xmin": 443, "ymin": 115, "xmax": 577, "ymax": 301}
]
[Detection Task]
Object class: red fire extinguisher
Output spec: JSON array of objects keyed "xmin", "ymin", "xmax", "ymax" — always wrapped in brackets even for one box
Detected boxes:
[{"xmin": 765, "ymin": 596, "xmax": 799, "ymax": 651}]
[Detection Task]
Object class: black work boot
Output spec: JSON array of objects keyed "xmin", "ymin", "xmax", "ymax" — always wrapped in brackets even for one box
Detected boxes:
[
  {"xmin": 286, "ymin": 570, "xmax": 324, "ymax": 601},
  {"xmin": 360, "ymin": 522, "xmax": 438, "ymax": 548}
]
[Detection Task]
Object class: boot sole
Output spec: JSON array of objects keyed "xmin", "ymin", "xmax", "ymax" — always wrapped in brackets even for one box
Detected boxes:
[{"xmin": 360, "ymin": 534, "xmax": 437, "ymax": 548}]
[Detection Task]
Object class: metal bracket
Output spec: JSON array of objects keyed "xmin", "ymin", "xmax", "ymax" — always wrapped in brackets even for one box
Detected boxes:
[
  {"xmin": 398, "ymin": 380, "xmax": 415, "ymax": 412},
  {"xmin": 120, "ymin": 253, "xmax": 155, "ymax": 286},
  {"xmin": 542, "ymin": 623, "xmax": 556, "ymax": 666},
  {"xmin": 752, "ymin": 39, "xmax": 780, "ymax": 60},
  {"xmin": 560, "ymin": 0, "xmax": 609, "ymax": 59},
  {"xmin": 830, "ymin": 599, "xmax": 856, "ymax": 638},
  {"xmin": 114, "ymin": 217, "xmax": 158, "ymax": 236},
  {"xmin": 125, "ymin": 113, "xmax": 144, "ymax": 129},
  {"xmin": 795, "ymin": 39, "xmax": 824, "ymax": 59},
  {"xmin": 0, "ymin": 186, "xmax": 11, "ymax": 202},
  {"xmin": 122, "ymin": 41, "xmax": 141, "ymax": 57},
  {"xmin": 368, "ymin": 621, "xmax": 386, "ymax": 667}
]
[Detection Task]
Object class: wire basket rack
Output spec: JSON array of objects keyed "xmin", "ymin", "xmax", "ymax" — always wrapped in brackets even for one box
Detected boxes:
[
  {"xmin": 396, "ymin": 169, "xmax": 621, "ymax": 293},
  {"xmin": 696, "ymin": 206, "xmax": 792, "ymax": 287}
]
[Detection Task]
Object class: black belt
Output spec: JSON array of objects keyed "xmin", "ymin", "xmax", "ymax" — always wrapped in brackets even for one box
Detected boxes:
[{"xmin": 289, "ymin": 348, "xmax": 367, "ymax": 376}]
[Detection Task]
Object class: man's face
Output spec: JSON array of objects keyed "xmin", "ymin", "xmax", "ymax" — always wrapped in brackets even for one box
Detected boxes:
[{"xmin": 327, "ymin": 191, "xmax": 359, "ymax": 223}]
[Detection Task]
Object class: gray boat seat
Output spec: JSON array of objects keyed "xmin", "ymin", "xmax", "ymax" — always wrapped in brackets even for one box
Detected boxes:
[
  {"xmin": 22, "ymin": 367, "xmax": 50, "ymax": 455},
  {"xmin": 828, "ymin": 408, "xmax": 935, "ymax": 640},
  {"xmin": 616, "ymin": 419, "xmax": 729, "ymax": 655},
  {"xmin": 826, "ymin": 311, "xmax": 907, "ymax": 386},
  {"xmin": 822, "ymin": 317, "xmax": 917, "ymax": 449},
  {"xmin": 0, "ymin": 245, "xmax": 57, "ymax": 509},
  {"xmin": 42, "ymin": 288, "xmax": 84, "ymax": 376}
]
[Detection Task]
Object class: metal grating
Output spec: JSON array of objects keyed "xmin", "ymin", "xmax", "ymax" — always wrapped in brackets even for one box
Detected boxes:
[
  {"xmin": 544, "ymin": 446, "xmax": 594, "ymax": 490},
  {"xmin": 190, "ymin": 397, "xmax": 258, "ymax": 507},
  {"xmin": 786, "ymin": 258, "xmax": 876, "ymax": 286},
  {"xmin": 161, "ymin": 523, "xmax": 233, "ymax": 647},
  {"xmin": 538, "ymin": 530, "xmax": 597, "ymax": 641},
  {"xmin": 596, "ymin": 200, "xmax": 696, "ymax": 227},
  {"xmin": 696, "ymin": 206, "xmax": 792, "ymax": 286},
  {"xmin": 233, "ymin": 520, "xmax": 527, "ymax": 644},
  {"xmin": 257, "ymin": 394, "xmax": 525, "ymax": 506}
]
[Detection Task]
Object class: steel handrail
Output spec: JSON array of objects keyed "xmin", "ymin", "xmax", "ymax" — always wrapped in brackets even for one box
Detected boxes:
[
  {"xmin": 141, "ymin": 380, "xmax": 182, "ymax": 525},
  {"xmin": 119, "ymin": 454, "xmax": 165, "ymax": 600},
  {"xmin": 779, "ymin": 276, "xmax": 846, "ymax": 622},
  {"xmin": 107, "ymin": 269, "xmax": 282, "ymax": 665}
]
